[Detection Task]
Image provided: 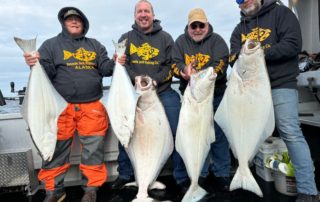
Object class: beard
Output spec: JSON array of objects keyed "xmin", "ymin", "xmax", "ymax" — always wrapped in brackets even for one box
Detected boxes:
[{"xmin": 242, "ymin": 0, "xmax": 262, "ymax": 16}]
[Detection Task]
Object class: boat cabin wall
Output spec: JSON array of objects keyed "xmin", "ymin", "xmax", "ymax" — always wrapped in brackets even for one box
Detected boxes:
[
  {"xmin": 293, "ymin": 0, "xmax": 320, "ymax": 127},
  {"xmin": 294, "ymin": 0, "xmax": 320, "ymax": 53}
]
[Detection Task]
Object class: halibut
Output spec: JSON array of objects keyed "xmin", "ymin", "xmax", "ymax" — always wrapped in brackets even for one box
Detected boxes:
[
  {"xmin": 176, "ymin": 67, "xmax": 217, "ymax": 202},
  {"xmin": 107, "ymin": 39, "xmax": 138, "ymax": 147},
  {"xmin": 214, "ymin": 39, "xmax": 275, "ymax": 197},
  {"xmin": 14, "ymin": 37, "xmax": 67, "ymax": 162},
  {"xmin": 127, "ymin": 76, "xmax": 173, "ymax": 202}
]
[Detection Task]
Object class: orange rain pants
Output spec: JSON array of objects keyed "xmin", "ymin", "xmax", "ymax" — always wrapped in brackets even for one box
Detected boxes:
[{"xmin": 38, "ymin": 100, "xmax": 108, "ymax": 191}]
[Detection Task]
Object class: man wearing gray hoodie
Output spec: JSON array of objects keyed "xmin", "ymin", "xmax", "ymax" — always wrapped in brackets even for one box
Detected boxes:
[
  {"xmin": 23, "ymin": 7, "xmax": 125, "ymax": 202},
  {"xmin": 230, "ymin": 1, "xmax": 319, "ymax": 201}
]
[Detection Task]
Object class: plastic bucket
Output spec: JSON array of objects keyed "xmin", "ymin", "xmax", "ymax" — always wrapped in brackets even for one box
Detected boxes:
[
  {"xmin": 274, "ymin": 171, "xmax": 297, "ymax": 196},
  {"xmin": 254, "ymin": 137, "xmax": 279, "ymax": 181}
]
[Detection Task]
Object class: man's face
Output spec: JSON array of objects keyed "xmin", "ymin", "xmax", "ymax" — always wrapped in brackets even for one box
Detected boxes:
[
  {"xmin": 135, "ymin": 1, "xmax": 154, "ymax": 33},
  {"xmin": 239, "ymin": 0, "xmax": 262, "ymax": 16},
  {"xmin": 187, "ymin": 22, "xmax": 209, "ymax": 42},
  {"xmin": 64, "ymin": 15, "xmax": 84, "ymax": 37}
]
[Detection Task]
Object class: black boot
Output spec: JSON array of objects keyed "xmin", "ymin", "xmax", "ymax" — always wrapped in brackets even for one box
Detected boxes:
[
  {"xmin": 111, "ymin": 176, "xmax": 134, "ymax": 190},
  {"xmin": 295, "ymin": 193, "xmax": 320, "ymax": 202},
  {"xmin": 177, "ymin": 179, "xmax": 190, "ymax": 195},
  {"xmin": 43, "ymin": 191, "xmax": 66, "ymax": 202},
  {"xmin": 81, "ymin": 190, "xmax": 97, "ymax": 202},
  {"xmin": 198, "ymin": 176, "xmax": 207, "ymax": 189},
  {"xmin": 215, "ymin": 177, "xmax": 231, "ymax": 192}
]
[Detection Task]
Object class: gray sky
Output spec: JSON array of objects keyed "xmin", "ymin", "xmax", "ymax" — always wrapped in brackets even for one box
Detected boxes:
[
  {"xmin": 1, "ymin": 0, "xmax": 242, "ymax": 73},
  {"xmin": 0, "ymin": 0, "xmax": 289, "ymax": 96}
]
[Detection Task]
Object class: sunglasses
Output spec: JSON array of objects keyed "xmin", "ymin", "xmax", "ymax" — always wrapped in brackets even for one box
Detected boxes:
[
  {"xmin": 190, "ymin": 23, "xmax": 206, "ymax": 30},
  {"xmin": 236, "ymin": 0, "xmax": 245, "ymax": 4}
]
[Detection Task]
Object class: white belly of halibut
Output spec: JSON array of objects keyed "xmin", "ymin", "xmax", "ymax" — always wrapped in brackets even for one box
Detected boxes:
[
  {"xmin": 14, "ymin": 37, "xmax": 67, "ymax": 162},
  {"xmin": 127, "ymin": 76, "xmax": 173, "ymax": 201},
  {"xmin": 214, "ymin": 40, "xmax": 275, "ymax": 197},
  {"xmin": 107, "ymin": 39, "xmax": 138, "ymax": 148},
  {"xmin": 176, "ymin": 67, "xmax": 216, "ymax": 202}
]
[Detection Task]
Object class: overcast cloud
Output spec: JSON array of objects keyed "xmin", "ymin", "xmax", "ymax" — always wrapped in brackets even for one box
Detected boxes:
[
  {"xmin": 0, "ymin": 0, "xmax": 288, "ymax": 96},
  {"xmin": 1, "ymin": 0, "xmax": 242, "ymax": 72}
]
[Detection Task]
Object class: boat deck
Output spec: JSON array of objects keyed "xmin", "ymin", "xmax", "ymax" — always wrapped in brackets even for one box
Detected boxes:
[{"xmin": 1, "ymin": 162, "xmax": 319, "ymax": 202}]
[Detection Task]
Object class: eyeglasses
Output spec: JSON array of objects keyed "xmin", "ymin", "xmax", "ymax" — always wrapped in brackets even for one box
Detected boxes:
[
  {"xmin": 236, "ymin": 0, "xmax": 245, "ymax": 4},
  {"xmin": 190, "ymin": 23, "xmax": 205, "ymax": 30}
]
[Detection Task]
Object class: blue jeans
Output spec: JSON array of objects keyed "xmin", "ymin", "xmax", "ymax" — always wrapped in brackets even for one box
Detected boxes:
[
  {"xmin": 159, "ymin": 89, "xmax": 187, "ymax": 184},
  {"xmin": 117, "ymin": 89, "xmax": 183, "ymax": 181},
  {"xmin": 201, "ymin": 94, "xmax": 231, "ymax": 177},
  {"xmin": 272, "ymin": 89, "xmax": 318, "ymax": 195}
]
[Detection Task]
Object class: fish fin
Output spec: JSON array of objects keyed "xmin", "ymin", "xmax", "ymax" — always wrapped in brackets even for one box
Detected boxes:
[
  {"xmin": 42, "ymin": 147, "xmax": 55, "ymax": 162},
  {"xmin": 119, "ymin": 132, "xmax": 131, "ymax": 148},
  {"xmin": 14, "ymin": 37, "xmax": 36, "ymax": 53},
  {"xmin": 132, "ymin": 197, "xmax": 154, "ymax": 202},
  {"xmin": 230, "ymin": 167, "xmax": 263, "ymax": 197},
  {"xmin": 132, "ymin": 183, "xmax": 154, "ymax": 202},
  {"xmin": 125, "ymin": 181, "xmax": 137, "ymax": 187},
  {"xmin": 63, "ymin": 50, "xmax": 73, "ymax": 60},
  {"xmin": 149, "ymin": 181, "xmax": 166, "ymax": 190},
  {"xmin": 182, "ymin": 183, "xmax": 207, "ymax": 202}
]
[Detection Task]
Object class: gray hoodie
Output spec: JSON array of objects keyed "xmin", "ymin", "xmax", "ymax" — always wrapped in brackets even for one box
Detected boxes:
[
  {"xmin": 230, "ymin": 0, "xmax": 302, "ymax": 89},
  {"xmin": 38, "ymin": 7, "xmax": 115, "ymax": 103}
]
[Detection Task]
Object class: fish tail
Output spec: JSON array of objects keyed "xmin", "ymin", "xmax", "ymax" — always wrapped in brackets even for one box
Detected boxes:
[
  {"xmin": 132, "ymin": 196, "xmax": 154, "ymax": 202},
  {"xmin": 63, "ymin": 50, "xmax": 73, "ymax": 60},
  {"xmin": 118, "ymin": 126, "xmax": 132, "ymax": 148},
  {"xmin": 14, "ymin": 37, "xmax": 37, "ymax": 53},
  {"xmin": 42, "ymin": 149, "xmax": 54, "ymax": 162},
  {"xmin": 182, "ymin": 183, "xmax": 207, "ymax": 202},
  {"xmin": 113, "ymin": 39, "xmax": 127, "ymax": 56},
  {"xmin": 230, "ymin": 167, "xmax": 263, "ymax": 197}
]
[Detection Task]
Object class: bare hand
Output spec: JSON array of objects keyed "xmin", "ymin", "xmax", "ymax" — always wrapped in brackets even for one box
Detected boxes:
[
  {"xmin": 117, "ymin": 54, "xmax": 126, "ymax": 65},
  {"xmin": 181, "ymin": 60, "xmax": 196, "ymax": 80},
  {"xmin": 180, "ymin": 70, "xmax": 189, "ymax": 80},
  {"xmin": 24, "ymin": 52, "xmax": 40, "ymax": 67},
  {"xmin": 113, "ymin": 53, "xmax": 127, "ymax": 66},
  {"xmin": 152, "ymin": 80, "xmax": 157, "ymax": 86}
]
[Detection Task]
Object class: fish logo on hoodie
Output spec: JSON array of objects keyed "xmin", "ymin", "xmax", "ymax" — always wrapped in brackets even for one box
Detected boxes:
[
  {"xmin": 185, "ymin": 53, "xmax": 210, "ymax": 70},
  {"xmin": 229, "ymin": 27, "xmax": 272, "ymax": 65},
  {"xmin": 63, "ymin": 48, "xmax": 96, "ymax": 62},
  {"xmin": 130, "ymin": 43, "xmax": 159, "ymax": 61},
  {"xmin": 241, "ymin": 27, "xmax": 271, "ymax": 42}
]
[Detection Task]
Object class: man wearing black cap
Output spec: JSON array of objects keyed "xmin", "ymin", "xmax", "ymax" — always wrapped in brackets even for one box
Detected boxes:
[
  {"xmin": 230, "ymin": 0, "xmax": 319, "ymax": 201},
  {"xmin": 23, "ymin": 6, "xmax": 125, "ymax": 202}
]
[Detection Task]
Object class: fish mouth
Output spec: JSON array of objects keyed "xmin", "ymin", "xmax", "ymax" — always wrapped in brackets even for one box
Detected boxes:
[
  {"xmin": 135, "ymin": 75, "xmax": 153, "ymax": 92},
  {"xmin": 247, "ymin": 40, "xmax": 258, "ymax": 49},
  {"xmin": 243, "ymin": 39, "xmax": 261, "ymax": 54}
]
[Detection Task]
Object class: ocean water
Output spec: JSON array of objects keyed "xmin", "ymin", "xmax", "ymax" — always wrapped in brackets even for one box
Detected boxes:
[
  {"xmin": 0, "ymin": 72, "xmax": 113, "ymax": 114},
  {"xmin": 0, "ymin": 70, "xmax": 183, "ymax": 114},
  {"xmin": 0, "ymin": 72, "xmax": 114, "ymax": 97}
]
